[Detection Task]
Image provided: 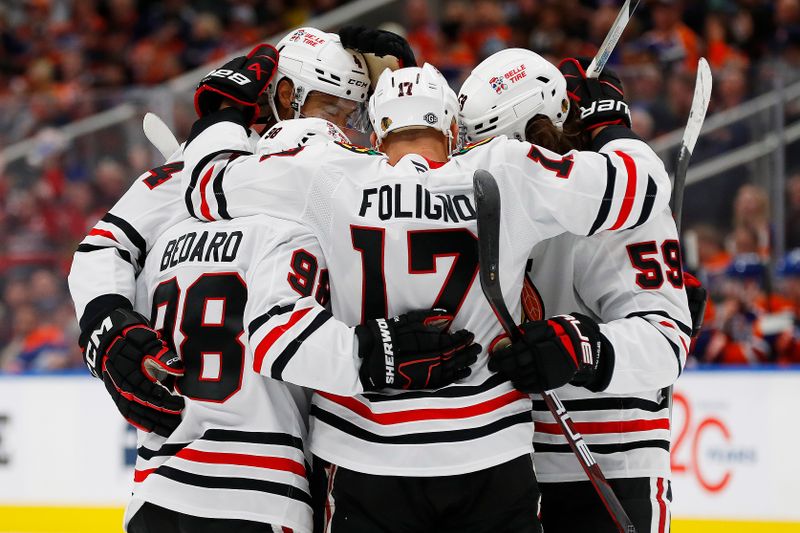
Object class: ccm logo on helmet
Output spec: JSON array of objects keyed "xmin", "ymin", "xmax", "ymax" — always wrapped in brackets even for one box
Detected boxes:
[
  {"xmin": 580, "ymin": 99, "xmax": 630, "ymax": 120},
  {"xmin": 348, "ymin": 78, "xmax": 368, "ymax": 87},
  {"xmin": 207, "ymin": 68, "xmax": 252, "ymax": 86}
]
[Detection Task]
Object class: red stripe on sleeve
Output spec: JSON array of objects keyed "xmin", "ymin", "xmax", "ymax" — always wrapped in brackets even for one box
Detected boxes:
[
  {"xmin": 253, "ymin": 307, "xmax": 313, "ymax": 373},
  {"xmin": 608, "ymin": 150, "xmax": 638, "ymax": 230},
  {"xmin": 134, "ymin": 468, "xmax": 156, "ymax": 482},
  {"xmin": 317, "ymin": 389, "xmax": 528, "ymax": 425},
  {"xmin": 535, "ymin": 417, "xmax": 670, "ymax": 435},
  {"xmin": 88, "ymin": 228, "xmax": 119, "ymax": 242},
  {"xmin": 199, "ymin": 165, "xmax": 215, "ymax": 221},
  {"xmin": 175, "ymin": 448, "xmax": 306, "ymax": 477}
]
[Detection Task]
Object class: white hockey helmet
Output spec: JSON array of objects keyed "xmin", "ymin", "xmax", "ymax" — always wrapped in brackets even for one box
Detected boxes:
[
  {"xmin": 269, "ymin": 27, "xmax": 371, "ymax": 130},
  {"xmin": 256, "ymin": 117, "xmax": 349, "ymax": 155},
  {"xmin": 368, "ymin": 63, "xmax": 460, "ymax": 150},
  {"xmin": 458, "ymin": 48, "xmax": 570, "ymax": 142}
]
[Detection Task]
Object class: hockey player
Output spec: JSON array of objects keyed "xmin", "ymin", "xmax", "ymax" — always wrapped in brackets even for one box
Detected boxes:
[
  {"xmin": 68, "ymin": 27, "xmax": 413, "ymax": 436},
  {"xmin": 125, "ymin": 162, "xmax": 477, "ymax": 533},
  {"xmin": 178, "ymin": 51, "xmax": 674, "ymax": 531},
  {"xmin": 459, "ymin": 49, "xmax": 699, "ymax": 532}
]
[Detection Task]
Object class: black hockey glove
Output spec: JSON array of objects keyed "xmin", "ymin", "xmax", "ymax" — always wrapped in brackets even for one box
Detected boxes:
[
  {"xmin": 490, "ymin": 313, "xmax": 614, "ymax": 393},
  {"xmin": 82, "ymin": 308, "xmax": 185, "ymax": 436},
  {"xmin": 194, "ymin": 44, "xmax": 279, "ymax": 125},
  {"xmin": 339, "ymin": 25, "xmax": 417, "ymax": 68},
  {"xmin": 684, "ymin": 272, "xmax": 707, "ymax": 338},
  {"xmin": 355, "ymin": 309, "xmax": 480, "ymax": 391},
  {"xmin": 558, "ymin": 57, "xmax": 631, "ymax": 132}
]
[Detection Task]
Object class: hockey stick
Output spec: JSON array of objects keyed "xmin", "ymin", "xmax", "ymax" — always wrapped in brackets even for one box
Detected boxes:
[
  {"xmin": 586, "ymin": 0, "xmax": 642, "ymax": 79},
  {"xmin": 671, "ymin": 57, "xmax": 712, "ymax": 233},
  {"xmin": 143, "ymin": 112, "xmax": 180, "ymax": 160},
  {"xmin": 474, "ymin": 170, "xmax": 637, "ymax": 533}
]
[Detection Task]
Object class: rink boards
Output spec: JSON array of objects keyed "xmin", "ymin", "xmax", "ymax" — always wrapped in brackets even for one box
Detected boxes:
[{"xmin": 0, "ymin": 369, "xmax": 798, "ymax": 532}]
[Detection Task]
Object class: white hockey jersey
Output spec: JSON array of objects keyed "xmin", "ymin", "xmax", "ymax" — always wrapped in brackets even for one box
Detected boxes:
[
  {"xmin": 125, "ymin": 214, "xmax": 325, "ymax": 532},
  {"xmin": 526, "ymin": 209, "xmax": 691, "ymax": 483},
  {"xmin": 68, "ymin": 120, "xmax": 341, "ymax": 334},
  {"xmin": 180, "ymin": 120, "xmax": 674, "ymax": 477}
]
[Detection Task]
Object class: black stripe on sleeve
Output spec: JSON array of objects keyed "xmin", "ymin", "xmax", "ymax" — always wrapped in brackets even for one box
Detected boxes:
[
  {"xmin": 100, "ymin": 213, "xmax": 147, "ymax": 268},
  {"xmin": 213, "ymin": 152, "xmax": 248, "ymax": 220},
  {"xmin": 271, "ymin": 311, "xmax": 332, "ymax": 380},
  {"xmin": 588, "ymin": 154, "xmax": 616, "ymax": 236},
  {"xmin": 533, "ymin": 439, "xmax": 670, "ymax": 455},
  {"xmin": 626, "ymin": 311, "xmax": 692, "ymax": 337},
  {"xmin": 201, "ymin": 429, "xmax": 305, "ymax": 450},
  {"xmin": 630, "ymin": 175, "xmax": 657, "ymax": 229},
  {"xmin": 310, "ymin": 406, "xmax": 532, "ymax": 445},
  {"xmin": 138, "ymin": 442, "xmax": 190, "ymax": 460},
  {"xmin": 155, "ymin": 466, "xmax": 312, "ymax": 506},
  {"xmin": 76, "ymin": 243, "xmax": 132, "ymax": 265},
  {"xmin": 185, "ymin": 149, "xmax": 249, "ymax": 220},
  {"xmin": 531, "ymin": 394, "xmax": 669, "ymax": 414},
  {"xmin": 248, "ymin": 303, "xmax": 296, "ymax": 337},
  {"xmin": 138, "ymin": 430, "xmax": 304, "ymax": 460}
]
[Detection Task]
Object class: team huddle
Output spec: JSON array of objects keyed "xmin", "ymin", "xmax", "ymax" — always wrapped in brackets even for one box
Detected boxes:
[{"xmin": 68, "ymin": 24, "xmax": 701, "ymax": 533}]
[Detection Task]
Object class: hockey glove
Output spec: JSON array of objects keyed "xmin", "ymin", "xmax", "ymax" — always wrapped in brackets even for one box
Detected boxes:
[
  {"xmin": 195, "ymin": 44, "xmax": 279, "ymax": 125},
  {"xmin": 82, "ymin": 308, "xmax": 185, "ymax": 436},
  {"xmin": 490, "ymin": 313, "xmax": 614, "ymax": 393},
  {"xmin": 558, "ymin": 57, "xmax": 631, "ymax": 132},
  {"xmin": 355, "ymin": 309, "xmax": 480, "ymax": 391},
  {"xmin": 684, "ymin": 272, "xmax": 707, "ymax": 338},
  {"xmin": 339, "ymin": 25, "xmax": 417, "ymax": 85}
]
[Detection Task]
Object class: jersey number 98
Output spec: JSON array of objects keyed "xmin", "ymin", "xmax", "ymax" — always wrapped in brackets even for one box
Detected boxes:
[{"xmin": 150, "ymin": 273, "xmax": 247, "ymax": 402}]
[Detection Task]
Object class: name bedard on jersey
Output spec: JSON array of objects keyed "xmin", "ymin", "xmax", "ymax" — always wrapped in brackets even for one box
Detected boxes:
[{"xmin": 159, "ymin": 230, "xmax": 243, "ymax": 271}]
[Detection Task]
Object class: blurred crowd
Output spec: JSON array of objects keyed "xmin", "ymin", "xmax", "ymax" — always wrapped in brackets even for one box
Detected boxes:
[
  {"xmin": 0, "ymin": 0, "xmax": 347, "ymax": 145},
  {"xmin": 1, "ymin": 0, "xmax": 800, "ymax": 373}
]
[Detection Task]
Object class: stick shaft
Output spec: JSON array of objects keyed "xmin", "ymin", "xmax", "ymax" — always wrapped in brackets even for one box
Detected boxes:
[
  {"xmin": 474, "ymin": 170, "xmax": 636, "ymax": 533},
  {"xmin": 586, "ymin": 0, "xmax": 641, "ymax": 79}
]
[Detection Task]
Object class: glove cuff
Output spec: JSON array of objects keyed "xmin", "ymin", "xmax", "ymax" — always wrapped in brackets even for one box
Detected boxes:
[
  {"xmin": 562, "ymin": 313, "xmax": 614, "ymax": 392},
  {"xmin": 354, "ymin": 323, "xmax": 375, "ymax": 359},
  {"xmin": 578, "ymin": 332, "xmax": 615, "ymax": 392}
]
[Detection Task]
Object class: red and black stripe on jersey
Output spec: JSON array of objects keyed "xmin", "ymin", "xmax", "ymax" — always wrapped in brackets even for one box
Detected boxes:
[
  {"xmin": 532, "ymin": 393, "xmax": 671, "ymax": 455},
  {"xmin": 248, "ymin": 302, "xmax": 333, "ymax": 380},
  {"xmin": 135, "ymin": 428, "xmax": 311, "ymax": 506}
]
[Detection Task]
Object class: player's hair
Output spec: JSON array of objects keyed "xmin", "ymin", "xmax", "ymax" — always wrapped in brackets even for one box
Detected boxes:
[{"xmin": 523, "ymin": 106, "xmax": 585, "ymax": 154}]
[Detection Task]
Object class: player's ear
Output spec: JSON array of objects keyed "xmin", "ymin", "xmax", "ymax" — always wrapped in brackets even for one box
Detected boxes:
[
  {"xmin": 450, "ymin": 119, "xmax": 459, "ymax": 140},
  {"xmin": 276, "ymin": 78, "xmax": 295, "ymax": 119},
  {"xmin": 370, "ymin": 131, "xmax": 378, "ymax": 149}
]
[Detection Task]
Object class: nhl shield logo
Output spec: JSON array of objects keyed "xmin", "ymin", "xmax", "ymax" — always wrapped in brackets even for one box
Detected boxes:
[{"xmin": 489, "ymin": 75, "xmax": 508, "ymax": 94}]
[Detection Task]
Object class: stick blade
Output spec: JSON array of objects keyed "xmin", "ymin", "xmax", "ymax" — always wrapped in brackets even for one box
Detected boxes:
[
  {"xmin": 143, "ymin": 112, "xmax": 180, "ymax": 160},
  {"xmin": 682, "ymin": 57, "xmax": 713, "ymax": 155},
  {"xmin": 474, "ymin": 169, "xmax": 517, "ymax": 337}
]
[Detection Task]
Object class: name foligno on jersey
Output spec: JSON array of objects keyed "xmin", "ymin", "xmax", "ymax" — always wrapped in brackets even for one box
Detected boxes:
[
  {"xmin": 358, "ymin": 183, "xmax": 476, "ymax": 223},
  {"xmin": 160, "ymin": 230, "xmax": 243, "ymax": 272}
]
